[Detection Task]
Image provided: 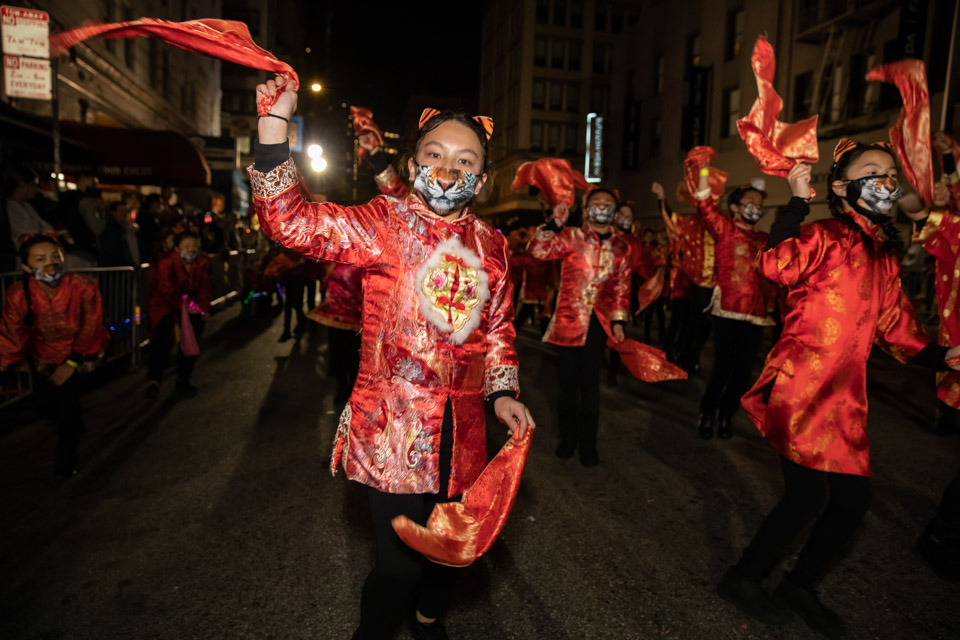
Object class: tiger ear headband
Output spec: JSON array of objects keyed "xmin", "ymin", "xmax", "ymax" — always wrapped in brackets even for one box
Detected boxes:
[
  {"xmin": 832, "ymin": 138, "xmax": 892, "ymax": 166},
  {"xmin": 419, "ymin": 108, "xmax": 494, "ymax": 141}
]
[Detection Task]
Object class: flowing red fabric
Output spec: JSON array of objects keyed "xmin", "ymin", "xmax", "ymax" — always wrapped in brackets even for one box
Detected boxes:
[
  {"xmin": 635, "ymin": 268, "xmax": 665, "ymax": 313},
  {"xmin": 511, "ymin": 158, "xmax": 589, "ymax": 207},
  {"xmin": 392, "ymin": 429, "xmax": 532, "ymax": 567},
  {"xmin": 737, "ymin": 36, "xmax": 819, "ymax": 192},
  {"xmin": 179, "ymin": 302, "xmax": 200, "ymax": 356},
  {"xmin": 683, "ymin": 146, "xmax": 728, "ymax": 204},
  {"xmin": 866, "ymin": 60, "xmax": 934, "ymax": 205},
  {"xmin": 49, "ymin": 19, "xmax": 298, "ymax": 116},
  {"xmin": 350, "ymin": 106, "xmax": 384, "ymax": 162},
  {"xmin": 594, "ymin": 315, "xmax": 687, "ymax": 382}
]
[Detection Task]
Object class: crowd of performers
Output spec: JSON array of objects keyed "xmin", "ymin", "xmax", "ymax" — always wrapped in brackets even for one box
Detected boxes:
[{"xmin": 2, "ymin": 19, "xmax": 960, "ymax": 640}]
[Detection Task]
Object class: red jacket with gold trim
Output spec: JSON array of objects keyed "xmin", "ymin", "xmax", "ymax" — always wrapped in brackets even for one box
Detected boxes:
[
  {"xmin": 527, "ymin": 223, "xmax": 631, "ymax": 346},
  {"xmin": 742, "ymin": 214, "xmax": 930, "ymax": 476},
  {"xmin": 248, "ymin": 158, "xmax": 519, "ymax": 497},
  {"xmin": 0, "ymin": 273, "xmax": 110, "ymax": 368},
  {"xmin": 697, "ymin": 196, "xmax": 773, "ymax": 325},
  {"xmin": 663, "ymin": 208, "xmax": 716, "ymax": 289}
]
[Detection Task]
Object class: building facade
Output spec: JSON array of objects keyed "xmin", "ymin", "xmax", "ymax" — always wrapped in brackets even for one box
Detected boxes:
[{"xmin": 477, "ymin": 0, "xmax": 643, "ymax": 223}]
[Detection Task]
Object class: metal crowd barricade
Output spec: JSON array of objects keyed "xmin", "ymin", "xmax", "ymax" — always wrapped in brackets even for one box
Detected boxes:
[{"xmin": 0, "ymin": 267, "xmax": 140, "ymax": 409}]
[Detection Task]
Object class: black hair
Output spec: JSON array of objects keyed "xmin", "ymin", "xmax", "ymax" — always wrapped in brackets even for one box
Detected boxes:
[
  {"xmin": 175, "ymin": 230, "xmax": 200, "ymax": 247},
  {"xmin": 827, "ymin": 142, "xmax": 903, "ymax": 255},
  {"xmin": 585, "ymin": 187, "xmax": 618, "ymax": 206},
  {"xmin": 141, "ymin": 193, "xmax": 162, "ymax": 214},
  {"xmin": 3, "ymin": 165, "xmax": 39, "ymax": 193},
  {"xmin": 18, "ymin": 234, "xmax": 62, "ymax": 265},
  {"xmin": 415, "ymin": 110, "xmax": 490, "ymax": 173},
  {"xmin": 727, "ymin": 185, "xmax": 766, "ymax": 211}
]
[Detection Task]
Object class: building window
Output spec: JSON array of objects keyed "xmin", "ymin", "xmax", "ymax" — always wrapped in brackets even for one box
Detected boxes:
[
  {"xmin": 533, "ymin": 79, "xmax": 546, "ymax": 109},
  {"xmin": 554, "ymin": 0, "xmax": 567, "ymax": 26},
  {"xmin": 566, "ymin": 82, "xmax": 580, "ymax": 112},
  {"xmin": 611, "ymin": 5, "xmax": 624, "ymax": 33},
  {"xmin": 536, "ymin": 0, "xmax": 549, "ymax": 24},
  {"xmin": 534, "ymin": 37, "xmax": 547, "ymax": 66},
  {"xmin": 105, "ymin": 0, "xmax": 116, "ymax": 54},
  {"xmin": 548, "ymin": 124, "xmax": 562, "ymax": 152},
  {"xmin": 149, "ymin": 40, "xmax": 161, "ymax": 88},
  {"xmin": 725, "ymin": 9, "xmax": 745, "ymax": 60},
  {"xmin": 627, "ymin": 6, "xmax": 640, "ymax": 26},
  {"xmin": 592, "ymin": 42, "xmax": 607, "ymax": 74},
  {"xmin": 686, "ymin": 33, "xmax": 701, "ymax": 68},
  {"xmin": 531, "ymin": 122, "xmax": 544, "ymax": 150},
  {"xmin": 551, "ymin": 40, "xmax": 565, "ymax": 69},
  {"xmin": 846, "ymin": 54, "xmax": 867, "ymax": 118},
  {"xmin": 650, "ymin": 118, "xmax": 662, "ymax": 158},
  {"xmin": 793, "ymin": 71, "xmax": 813, "ymax": 120},
  {"xmin": 722, "ymin": 87, "xmax": 740, "ymax": 138},
  {"xmin": 570, "ymin": 0, "xmax": 583, "ymax": 27},
  {"xmin": 594, "ymin": 1, "xmax": 607, "ymax": 30},
  {"xmin": 655, "ymin": 55, "xmax": 665, "ymax": 94},
  {"xmin": 590, "ymin": 84, "xmax": 608, "ymax": 113},
  {"xmin": 550, "ymin": 82, "xmax": 564, "ymax": 110},
  {"xmin": 568, "ymin": 40, "xmax": 582, "ymax": 70},
  {"xmin": 564, "ymin": 124, "xmax": 578, "ymax": 153}
]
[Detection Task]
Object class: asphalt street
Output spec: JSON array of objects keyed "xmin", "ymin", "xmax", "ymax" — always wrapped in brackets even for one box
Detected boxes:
[{"xmin": 1, "ymin": 304, "xmax": 958, "ymax": 640}]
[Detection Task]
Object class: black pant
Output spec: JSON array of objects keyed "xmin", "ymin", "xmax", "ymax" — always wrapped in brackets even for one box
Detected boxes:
[
  {"xmin": 35, "ymin": 373, "xmax": 84, "ymax": 475},
  {"xmin": 282, "ymin": 275, "xmax": 308, "ymax": 333},
  {"xmin": 677, "ymin": 285, "xmax": 713, "ymax": 371},
  {"xmin": 556, "ymin": 314, "xmax": 607, "ymax": 454},
  {"xmin": 147, "ymin": 312, "xmax": 205, "ymax": 384},
  {"xmin": 665, "ymin": 297, "xmax": 691, "ymax": 362},
  {"xmin": 643, "ymin": 298, "xmax": 666, "ymax": 345},
  {"xmin": 930, "ymin": 470, "xmax": 960, "ymax": 542},
  {"xmin": 699, "ymin": 316, "xmax": 764, "ymax": 420},
  {"xmin": 735, "ymin": 456, "xmax": 872, "ymax": 588},
  {"xmin": 357, "ymin": 401, "xmax": 459, "ymax": 639},
  {"xmin": 329, "ymin": 327, "xmax": 361, "ymax": 399}
]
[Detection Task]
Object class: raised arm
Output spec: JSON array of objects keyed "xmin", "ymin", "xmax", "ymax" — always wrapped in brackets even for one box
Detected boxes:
[
  {"xmin": 527, "ymin": 203, "xmax": 573, "ymax": 261},
  {"xmin": 694, "ymin": 168, "xmax": 732, "ymax": 237}
]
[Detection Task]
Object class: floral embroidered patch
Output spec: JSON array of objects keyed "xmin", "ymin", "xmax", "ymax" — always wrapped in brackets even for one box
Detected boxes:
[{"xmin": 415, "ymin": 237, "xmax": 490, "ymax": 344}]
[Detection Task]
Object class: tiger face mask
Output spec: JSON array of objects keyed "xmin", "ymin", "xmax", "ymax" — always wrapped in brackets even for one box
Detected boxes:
[
  {"xmin": 413, "ymin": 164, "xmax": 479, "ymax": 214},
  {"xmin": 846, "ymin": 174, "xmax": 903, "ymax": 215}
]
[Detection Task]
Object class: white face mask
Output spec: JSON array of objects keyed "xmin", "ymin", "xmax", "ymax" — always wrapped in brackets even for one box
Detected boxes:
[
  {"xmin": 587, "ymin": 204, "xmax": 615, "ymax": 225},
  {"xmin": 740, "ymin": 203, "xmax": 763, "ymax": 224},
  {"xmin": 413, "ymin": 164, "xmax": 479, "ymax": 214},
  {"xmin": 615, "ymin": 216, "xmax": 633, "ymax": 231},
  {"xmin": 180, "ymin": 249, "xmax": 198, "ymax": 263},
  {"xmin": 34, "ymin": 264, "xmax": 64, "ymax": 287}
]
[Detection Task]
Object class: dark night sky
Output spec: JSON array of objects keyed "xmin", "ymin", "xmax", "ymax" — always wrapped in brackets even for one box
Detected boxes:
[{"xmin": 302, "ymin": 5, "xmax": 482, "ymax": 134}]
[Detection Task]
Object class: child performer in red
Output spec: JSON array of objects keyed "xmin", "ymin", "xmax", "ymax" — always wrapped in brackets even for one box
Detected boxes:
[
  {"xmin": 145, "ymin": 231, "xmax": 212, "ymax": 399},
  {"xmin": 251, "ymin": 76, "xmax": 533, "ymax": 640},
  {"xmin": 694, "ymin": 169, "xmax": 775, "ymax": 440},
  {"xmin": 0, "ymin": 235, "xmax": 110, "ymax": 476},
  {"xmin": 607, "ymin": 202, "xmax": 644, "ymax": 386},
  {"xmin": 528, "ymin": 188, "xmax": 630, "ymax": 466},
  {"xmin": 307, "ymin": 262, "xmax": 363, "ymax": 403},
  {"xmin": 719, "ymin": 141, "xmax": 960, "ymax": 638}
]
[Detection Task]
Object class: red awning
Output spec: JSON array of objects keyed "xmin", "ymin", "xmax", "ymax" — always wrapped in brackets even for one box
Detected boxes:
[{"xmin": 59, "ymin": 122, "xmax": 212, "ymax": 187}]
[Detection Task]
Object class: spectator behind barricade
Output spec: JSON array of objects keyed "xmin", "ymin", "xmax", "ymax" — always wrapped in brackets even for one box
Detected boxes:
[
  {"xmin": 57, "ymin": 175, "xmax": 104, "ymax": 267},
  {"xmin": 200, "ymin": 205, "xmax": 228, "ymax": 298},
  {"xmin": 5, "ymin": 167, "xmax": 52, "ymax": 257},
  {"xmin": 144, "ymin": 231, "xmax": 212, "ymax": 399},
  {"xmin": 136, "ymin": 194, "xmax": 165, "ymax": 262},
  {"xmin": 0, "ymin": 235, "xmax": 110, "ymax": 476},
  {"xmin": 98, "ymin": 201, "xmax": 140, "ymax": 268}
]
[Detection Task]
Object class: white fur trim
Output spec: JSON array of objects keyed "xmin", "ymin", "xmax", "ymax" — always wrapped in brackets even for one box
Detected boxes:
[
  {"xmin": 415, "ymin": 236, "xmax": 491, "ymax": 344},
  {"xmin": 705, "ymin": 286, "xmax": 775, "ymax": 326}
]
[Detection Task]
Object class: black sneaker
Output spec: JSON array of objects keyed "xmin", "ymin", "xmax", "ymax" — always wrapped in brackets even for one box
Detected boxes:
[
  {"xmin": 408, "ymin": 611, "xmax": 450, "ymax": 640},
  {"xmin": 773, "ymin": 575, "xmax": 846, "ymax": 639},
  {"xmin": 716, "ymin": 567, "xmax": 794, "ymax": 626},
  {"xmin": 175, "ymin": 380, "xmax": 200, "ymax": 398},
  {"xmin": 717, "ymin": 417, "xmax": 733, "ymax": 439},
  {"xmin": 697, "ymin": 413, "xmax": 716, "ymax": 439},
  {"xmin": 277, "ymin": 331, "xmax": 292, "ymax": 343}
]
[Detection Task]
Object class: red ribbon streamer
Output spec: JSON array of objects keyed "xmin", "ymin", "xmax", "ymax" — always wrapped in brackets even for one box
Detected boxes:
[
  {"xmin": 392, "ymin": 429, "xmax": 532, "ymax": 567},
  {"xmin": 350, "ymin": 106, "xmax": 384, "ymax": 162},
  {"xmin": 865, "ymin": 59, "xmax": 934, "ymax": 205},
  {"xmin": 736, "ymin": 36, "xmax": 819, "ymax": 194},
  {"xmin": 511, "ymin": 158, "xmax": 589, "ymax": 208},
  {"xmin": 49, "ymin": 18, "xmax": 298, "ymax": 116},
  {"xmin": 681, "ymin": 146, "xmax": 728, "ymax": 206}
]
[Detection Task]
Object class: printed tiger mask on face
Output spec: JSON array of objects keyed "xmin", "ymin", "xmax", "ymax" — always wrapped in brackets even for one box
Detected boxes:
[{"xmin": 413, "ymin": 164, "xmax": 479, "ymax": 214}]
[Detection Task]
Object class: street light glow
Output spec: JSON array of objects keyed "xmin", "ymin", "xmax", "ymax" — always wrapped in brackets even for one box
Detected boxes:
[
  {"xmin": 307, "ymin": 144, "xmax": 323, "ymax": 159},
  {"xmin": 311, "ymin": 157, "xmax": 328, "ymax": 172},
  {"xmin": 311, "ymin": 83, "xmax": 322, "ymax": 92}
]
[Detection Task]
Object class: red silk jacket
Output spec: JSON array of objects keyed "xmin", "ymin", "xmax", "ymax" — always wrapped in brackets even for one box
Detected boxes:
[
  {"xmin": 308, "ymin": 263, "xmax": 363, "ymax": 332},
  {"xmin": 509, "ymin": 251, "xmax": 552, "ymax": 304},
  {"xmin": 697, "ymin": 196, "xmax": 774, "ymax": 325},
  {"xmin": 527, "ymin": 223, "xmax": 631, "ymax": 346},
  {"xmin": 742, "ymin": 215, "xmax": 931, "ymax": 476},
  {"xmin": 248, "ymin": 158, "xmax": 519, "ymax": 497},
  {"xmin": 663, "ymin": 208, "xmax": 716, "ymax": 289},
  {"xmin": 0, "ymin": 273, "xmax": 110, "ymax": 367},
  {"xmin": 914, "ymin": 205, "xmax": 960, "ymax": 409},
  {"xmin": 147, "ymin": 251, "xmax": 213, "ymax": 332}
]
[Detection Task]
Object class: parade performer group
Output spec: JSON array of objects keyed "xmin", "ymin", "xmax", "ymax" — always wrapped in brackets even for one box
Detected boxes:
[{"xmin": 25, "ymin": 15, "xmax": 960, "ymax": 640}]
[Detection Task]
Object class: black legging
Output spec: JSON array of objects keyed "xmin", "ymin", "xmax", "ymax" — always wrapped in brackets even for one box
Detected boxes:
[
  {"xmin": 735, "ymin": 456, "xmax": 872, "ymax": 588},
  {"xmin": 282, "ymin": 275, "xmax": 308, "ymax": 333},
  {"xmin": 35, "ymin": 373, "xmax": 84, "ymax": 475},
  {"xmin": 147, "ymin": 312, "xmax": 205, "ymax": 384},
  {"xmin": 677, "ymin": 285, "xmax": 713, "ymax": 371},
  {"xmin": 356, "ymin": 401, "xmax": 459, "ymax": 639},
  {"xmin": 556, "ymin": 314, "xmax": 607, "ymax": 455},
  {"xmin": 329, "ymin": 327, "xmax": 361, "ymax": 399},
  {"xmin": 699, "ymin": 316, "xmax": 764, "ymax": 420},
  {"xmin": 643, "ymin": 298, "xmax": 666, "ymax": 345},
  {"xmin": 664, "ymin": 296, "xmax": 691, "ymax": 361}
]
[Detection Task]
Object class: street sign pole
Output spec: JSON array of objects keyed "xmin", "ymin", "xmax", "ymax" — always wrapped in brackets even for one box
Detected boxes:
[
  {"xmin": 942, "ymin": 0, "xmax": 959, "ymax": 130},
  {"xmin": 51, "ymin": 56, "xmax": 59, "ymax": 176}
]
